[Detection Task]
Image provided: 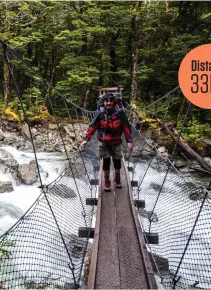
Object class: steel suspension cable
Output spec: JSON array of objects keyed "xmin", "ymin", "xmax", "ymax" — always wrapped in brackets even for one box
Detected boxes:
[
  {"xmin": 4, "ymin": 40, "xmax": 97, "ymax": 195},
  {"xmin": 5, "ymin": 42, "xmax": 96, "ymax": 114},
  {"xmin": 172, "ymin": 189, "xmax": 209, "ymax": 288},
  {"xmin": 2, "ymin": 42, "xmax": 43, "ymax": 188},
  {"xmin": 44, "ymin": 90, "xmax": 88, "ymax": 227},
  {"xmin": 148, "ymin": 101, "xmax": 192, "ymax": 232},
  {"xmin": 2, "ymin": 41, "xmax": 96, "ymax": 228},
  {"xmin": 2, "ymin": 41, "xmax": 77, "ymax": 286},
  {"xmin": 61, "ymin": 97, "xmax": 92, "ymax": 187}
]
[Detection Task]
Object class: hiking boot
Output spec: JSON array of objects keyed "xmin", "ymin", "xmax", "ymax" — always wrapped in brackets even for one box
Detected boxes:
[
  {"xmin": 114, "ymin": 174, "xmax": 122, "ymax": 188},
  {"xmin": 104, "ymin": 180, "xmax": 111, "ymax": 192}
]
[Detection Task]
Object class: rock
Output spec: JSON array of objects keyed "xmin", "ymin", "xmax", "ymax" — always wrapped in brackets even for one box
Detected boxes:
[
  {"xmin": 64, "ymin": 161, "xmax": 87, "ymax": 179},
  {"xmin": 35, "ymin": 134, "xmax": 44, "ymax": 144},
  {"xmin": 0, "ymin": 181, "xmax": 14, "ymax": 193},
  {"xmin": 189, "ymin": 187, "xmax": 206, "ymax": 201},
  {"xmin": 158, "ymin": 146, "xmax": 166, "ymax": 153},
  {"xmin": 149, "ymin": 252, "xmax": 169, "ymax": 275},
  {"xmin": 179, "ymin": 167, "xmax": 195, "ymax": 173},
  {"xmin": 3, "ymin": 132, "xmax": 21, "ymax": 146},
  {"xmin": 22, "ymin": 122, "xmax": 30, "ymax": 139},
  {"xmin": 48, "ymin": 132, "xmax": 58, "ymax": 142},
  {"xmin": 48, "ymin": 123, "xmax": 57, "ymax": 130},
  {"xmin": 50, "ymin": 183, "xmax": 77, "ymax": 198},
  {"xmin": 44, "ymin": 147, "xmax": 55, "ymax": 153},
  {"xmin": 174, "ymin": 159, "xmax": 187, "ymax": 168},
  {"xmin": 139, "ymin": 209, "xmax": 158, "ymax": 222},
  {"xmin": 66, "ymin": 131, "xmax": 76, "ymax": 139},
  {"xmin": 150, "ymin": 182, "xmax": 162, "ymax": 191},
  {"xmin": 64, "ymin": 125, "xmax": 74, "ymax": 134},
  {"xmin": 0, "ymin": 129, "xmax": 5, "ymax": 141},
  {"xmin": 0, "ymin": 148, "xmax": 19, "ymax": 184},
  {"xmin": 0, "ymin": 121, "xmax": 86, "ymax": 153},
  {"xmin": 2, "ymin": 120, "xmax": 20, "ymax": 132},
  {"xmin": 66, "ymin": 233, "xmax": 88, "ymax": 259},
  {"xmin": 31, "ymin": 127, "xmax": 37, "ymax": 135},
  {"xmin": 204, "ymin": 157, "xmax": 211, "ymax": 166},
  {"xmin": 18, "ymin": 160, "xmax": 38, "ymax": 185}
]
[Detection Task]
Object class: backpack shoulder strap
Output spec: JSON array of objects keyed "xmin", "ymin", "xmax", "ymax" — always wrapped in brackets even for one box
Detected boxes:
[{"xmin": 115, "ymin": 107, "xmax": 123, "ymax": 120}]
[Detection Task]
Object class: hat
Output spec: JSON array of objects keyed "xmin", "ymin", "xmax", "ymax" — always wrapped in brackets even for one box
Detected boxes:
[{"xmin": 103, "ymin": 93, "xmax": 116, "ymax": 102}]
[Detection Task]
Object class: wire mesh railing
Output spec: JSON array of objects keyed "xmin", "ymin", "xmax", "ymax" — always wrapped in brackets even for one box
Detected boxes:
[
  {"xmin": 1, "ymin": 38, "xmax": 211, "ymax": 289},
  {"xmin": 127, "ymin": 87, "xmax": 211, "ymax": 289},
  {"xmin": 0, "ymin": 41, "xmax": 99, "ymax": 289}
]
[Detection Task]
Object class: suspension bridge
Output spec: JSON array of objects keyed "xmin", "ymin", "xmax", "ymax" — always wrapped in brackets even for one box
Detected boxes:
[{"xmin": 0, "ymin": 42, "xmax": 211, "ymax": 289}]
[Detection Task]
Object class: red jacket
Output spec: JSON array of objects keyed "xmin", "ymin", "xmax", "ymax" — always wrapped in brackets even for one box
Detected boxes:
[{"xmin": 84, "ymin": 105, "xmax": 133, "ymax": 145}]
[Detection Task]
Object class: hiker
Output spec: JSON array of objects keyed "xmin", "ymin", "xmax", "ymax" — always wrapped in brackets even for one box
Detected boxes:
[
  {"xmin": 80, "ymin": 93, "xmax": 133, "ymax": 191},
  {"xmin": 97, "ymin": 92, "xmax": 126, "ymax": 112}
]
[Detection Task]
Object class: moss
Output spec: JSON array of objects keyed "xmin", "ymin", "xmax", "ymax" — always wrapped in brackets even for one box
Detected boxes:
[
  {"xmin": 30, "ymin": 106, "xmax": 54, "ymax": 122},
  {"xmin": 3, "ymin": 107, "xmax": 21, "ymax": 122}
]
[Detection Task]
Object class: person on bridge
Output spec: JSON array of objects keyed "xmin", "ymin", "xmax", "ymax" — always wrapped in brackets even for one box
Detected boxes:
[{"xmin": 80, "ymin": 93, "xmax": 133, "ymax": 192}]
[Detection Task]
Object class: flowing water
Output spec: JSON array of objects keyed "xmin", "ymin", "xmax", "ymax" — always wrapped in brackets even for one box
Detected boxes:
[
  {"xmin": 0, "ymin": 146, "xmax": 67, "ymax": 236},
  {"xmin": 0, "ymin": 146, "xmax": 210, "ymax": 288}
]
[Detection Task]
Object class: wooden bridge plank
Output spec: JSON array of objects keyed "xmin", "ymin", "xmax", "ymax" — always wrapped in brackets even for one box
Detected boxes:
[
  {"xmin": 122, "ymin": 158, "xmax": 157, "ymax": 289},
  {"xmin": 87, "ymin": 164, "xmax": 103, "ymax": 289},
  {"xmin": 115, "ymin": 162, "xmax": 149, "ymax": 289},
  {"xmin": 94, "ymin": 170, "xmax": 120, "ymax": 289},
  {"xmin": 88, "ymin": 158, "xmax": 157, "ymax": 289}
]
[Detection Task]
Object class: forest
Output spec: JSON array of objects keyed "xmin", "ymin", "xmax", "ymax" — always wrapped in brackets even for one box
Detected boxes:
[{"xmin": 0, "ymin": 1, "xmax": 211, "ymax": 146}]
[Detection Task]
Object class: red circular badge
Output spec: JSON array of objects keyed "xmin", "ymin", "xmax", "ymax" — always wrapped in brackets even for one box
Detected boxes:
[{"xmin": 178, "ymin": 44, "xmax": 211, "ymax": 109}]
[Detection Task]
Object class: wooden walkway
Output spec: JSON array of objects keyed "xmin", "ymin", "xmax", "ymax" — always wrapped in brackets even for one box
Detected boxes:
[{"xmin": 88, "ymin": 159, "xmax": 157, "ymax": 289}]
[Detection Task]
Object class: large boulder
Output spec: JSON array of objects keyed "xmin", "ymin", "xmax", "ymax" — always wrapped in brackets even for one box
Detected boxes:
[
  {"xmin": 0, "ymin": 129, "xmax": 5, "ymax": 141},
  {"xmin": 22, "ymin": 122, "xmax": 30, "ymax": 139},
  {"xmin": 3, "ymin": 132, "xmax": 23, "ymax": 147},
  {"xmin": 50, "ymin": 183, "xmax": 77, "ymax": 199},
  {"xmin": 18, "ymin": 160, "xmax": 38, "ymax": 185},
  {"xmin": 0, "ymin": 148, "xmax": 19, "ymax": 184},
  {"xmin": 0, "ymin": 181, "xmax": 14, "ymax": 193}
]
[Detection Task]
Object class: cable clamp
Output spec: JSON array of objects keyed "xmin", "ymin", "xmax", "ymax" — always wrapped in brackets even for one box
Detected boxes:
[{"xmin": 37, "ymin": 185, "xmax": 48, "ymax": 190}]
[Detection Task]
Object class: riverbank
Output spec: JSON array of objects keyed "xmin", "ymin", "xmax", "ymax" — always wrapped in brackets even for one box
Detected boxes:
[{"xmin": 0, "ymin": 119, "xmax": 87, "ymax": 153}]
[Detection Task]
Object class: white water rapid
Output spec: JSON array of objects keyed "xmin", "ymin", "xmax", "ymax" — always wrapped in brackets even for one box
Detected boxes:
[{"xmin": 0, "ymin": 146, "xmax": 66, "ymax": 236}]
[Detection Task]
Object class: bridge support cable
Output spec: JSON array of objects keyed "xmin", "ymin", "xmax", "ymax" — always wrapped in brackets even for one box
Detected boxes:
[
  {"xmin": 0, "ymin": 40, "xmax": 97, "ymax": 289},
  {"xmin": 127, "ymin": 85, "xmax": 211, "ymax": 289},
  {"xmin": 2, "ymin": 39, "xmax": 96, "ymax": 194},
  {"xmin": 1, "ymin": 44, "xmax": 78, "ymax": 288},
  {"xmin": 148, "ymin": 102, "xmax": 192, "ymax": 231},
  {"xmin": 42, "ymin": 87, "xmax": 88, "ymax": 228},
  {"xmin": 1, "ymin": 41, "xmax": 43, "ymax": 188},
  {"xmin": 6, "ymin": 40, "xmax": 93, "ymax": 228},
  {"xmin": 137, "ymin": 156, "xmax": 154, "ymax": 200},
  {"xmin": 61, "ymin": 99, "xmax": 92, "ymax": 187},
  {"xmin": 172, "ymin": 190, "xmax": 209, "ymax": 289}
]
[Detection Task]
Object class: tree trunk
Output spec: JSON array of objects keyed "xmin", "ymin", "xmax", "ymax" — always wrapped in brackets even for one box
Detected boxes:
[
  {"xmin": 3, "ymin": 58, "xmax": 10, "ymax": 108},
  {"xmin": 109, "ymin": 31, "xmax": 120, "ymax": 85},
  {"xmin": 131, "ymin": 1, "xmax": 142, "ymax": 101},
  {"xmin": 109, "ymin": 38, "xmax": 117, "ymax": 85},
  {"xmin": 157, "ymin": 119, "xmax": 211, "ymax": 172}
]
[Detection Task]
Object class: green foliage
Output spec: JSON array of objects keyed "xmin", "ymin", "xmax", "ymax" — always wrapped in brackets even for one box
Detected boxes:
[
  {"xmin": 178, "ymin": 117, "xmax": 211, "ymax": 151},
  {"xmin": 0, "ymin": 240, "xmax": 14, "ymax": 273},
  {"xmin": 0, "ymin": 0, "xmax": 210, "ymax": 132}
]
